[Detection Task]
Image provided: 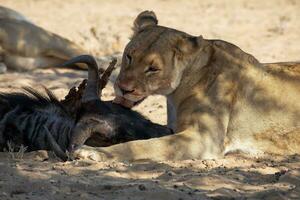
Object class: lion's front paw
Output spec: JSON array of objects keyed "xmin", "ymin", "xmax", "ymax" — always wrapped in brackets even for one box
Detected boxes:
[{"xmin": 72, "ymin": 145, "xmax": 108, "ymax": 162}]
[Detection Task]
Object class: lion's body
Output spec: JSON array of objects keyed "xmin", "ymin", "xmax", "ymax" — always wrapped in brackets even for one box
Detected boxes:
[
  {"xmin": 0, "ymin": 6, "xmax": 86, "ymax": 72},
  {"xmin": 225, "ymin": 55, "xmax": 300, "ymax": 156},
  {"xmin": 74, "ymin": 11, "xmax": 300, "ymax": 162},
  {"xmin": 172, "ymin": 40, "xmax": 300, "ymax": 158}
]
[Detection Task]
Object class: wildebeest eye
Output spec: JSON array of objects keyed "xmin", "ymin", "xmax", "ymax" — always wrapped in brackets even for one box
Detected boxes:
[
  {"xmin": 145, "ymin": 65, "xmax": 160, "ymax": 74},
  {"xmin": 126, "ymin": 54, "xmax": 132, "ymax": 64}
]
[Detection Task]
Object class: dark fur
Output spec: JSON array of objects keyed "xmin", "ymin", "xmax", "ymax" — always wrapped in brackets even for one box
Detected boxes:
[
  {"xmin": 0, "ymin": 87, "xmax": 173, "ymax": 160},
  {"xmin": 0, "ymin": 88, "xmax": 74, "ymax": 160}
]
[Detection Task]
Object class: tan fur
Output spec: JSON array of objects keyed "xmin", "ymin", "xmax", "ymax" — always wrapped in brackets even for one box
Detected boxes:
[
  {"xmin": 0, "ymin": 6, "xmax": 87, "ymax": 71},
  {"xmin": 74, "ymin": 11, "xmax": 300, "ymax": 162}
]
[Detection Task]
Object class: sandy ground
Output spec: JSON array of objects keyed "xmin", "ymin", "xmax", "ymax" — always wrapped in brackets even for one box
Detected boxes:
[{"xmin": 0, "ymin": 0, "xmax": 300, "ymax": 199}]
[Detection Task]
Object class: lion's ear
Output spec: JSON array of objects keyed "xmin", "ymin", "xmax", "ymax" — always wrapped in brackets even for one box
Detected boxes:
[
  {"xmin": 175, "ymin": 35, "xmax": 204, "ymax": 56},
  {"xmin": 133, "ymin": 11, "xmax": 158, "ymax": 34}
]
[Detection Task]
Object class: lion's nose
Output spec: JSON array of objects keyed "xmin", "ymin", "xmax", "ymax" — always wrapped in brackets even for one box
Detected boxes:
[{"xmin": 117, "ymin": 81, "xmax": 135, "ymax": 95}]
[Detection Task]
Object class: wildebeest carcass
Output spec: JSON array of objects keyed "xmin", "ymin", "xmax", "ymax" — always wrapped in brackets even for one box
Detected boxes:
[{"xmin": 0, "ymin": 55, "xmax": 173, "ymax": 161}]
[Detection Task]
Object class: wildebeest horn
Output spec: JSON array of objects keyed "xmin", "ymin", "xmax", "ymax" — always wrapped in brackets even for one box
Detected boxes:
[
  {"xmin": 64, "ymin": 56, "xmax": 117, "ymax": 153},
  {"xmin": 60, "ymin": 55, "xmax": 99, "ymax": 102},
  {"xmin": 99, "ymin": 58, "xmax": 117, "ymax": 91}
]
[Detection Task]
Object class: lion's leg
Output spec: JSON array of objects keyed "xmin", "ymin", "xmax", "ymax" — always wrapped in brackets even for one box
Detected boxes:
[
  {"xmin": 73, "ymin": 128, "xmax": 224, "ymax": 162},
  {"xmin": 46, "ymin": 51, "xmax": 87, "ymax": 70},
  {"xmin": 3, "ymin": 54, "xmax": 86, "ymax": 71},
  {"xmin": 3, "ymin": 54, "xmax": 64, "ymax": 71},
  {"xmin": 46, "ymin": 42, "xmax": 87, "ymax": 70}
]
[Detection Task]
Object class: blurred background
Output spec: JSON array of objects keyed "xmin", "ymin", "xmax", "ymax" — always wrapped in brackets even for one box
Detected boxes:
[
  {"xmin": 1, "ymin": 0, "xmax": 299, "ymax": 62},
  {"xmin": 0, "ymin": 0, "xmax": 299, "ymax": 125},
  {"xmin": 0, "ymin": 2, "xmax": 300, "ymax": 199}
]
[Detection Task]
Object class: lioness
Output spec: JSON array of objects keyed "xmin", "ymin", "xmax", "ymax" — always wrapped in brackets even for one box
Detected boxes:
[
  {"xmin": 74, "ymin": 11, "xmax": 300, "ymax": 161},
  {"xmin": 0, "ymin": 6, "xmax": 87, "ymax": 72}
]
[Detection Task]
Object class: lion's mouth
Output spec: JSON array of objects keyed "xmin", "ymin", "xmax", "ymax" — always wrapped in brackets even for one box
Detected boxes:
[{"xmin": 113, "ymin": 95, "xmax": 145, "ymax": 108}]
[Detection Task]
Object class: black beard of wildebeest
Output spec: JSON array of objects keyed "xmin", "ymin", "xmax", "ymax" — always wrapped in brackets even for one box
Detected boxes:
[{"xmin": 0, "ymin": 55, "xmax": 173, "ymax": 161}]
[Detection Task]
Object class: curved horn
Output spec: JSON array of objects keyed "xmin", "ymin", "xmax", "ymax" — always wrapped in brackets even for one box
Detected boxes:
[
  {"xmin": 68, "ymin": 117, "xmax": 114, "ymax": 153},
  {"xmin": 99, "ymin": 58, "xmax": 117, "ymax": 91},
  {"xmin": 61, "ymin": 55, "xmax": 99, "ymax": 102}
]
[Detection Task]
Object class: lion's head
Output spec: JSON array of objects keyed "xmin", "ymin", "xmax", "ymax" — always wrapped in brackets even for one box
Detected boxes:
[{"xmin": 114, "ymin": 11, "xmax": 204, "ymax": 108}]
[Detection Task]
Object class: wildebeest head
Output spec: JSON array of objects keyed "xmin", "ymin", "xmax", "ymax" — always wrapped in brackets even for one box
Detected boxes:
[
  {"xmin": 63, "ymin": 55, "xmax": 173, "ymax": 154},
  {"xmin": 60, "ymin": 55, "xmax": 117, "ymax": 153}
]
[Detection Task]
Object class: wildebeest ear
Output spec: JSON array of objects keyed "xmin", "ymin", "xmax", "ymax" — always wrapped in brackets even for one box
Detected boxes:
[
  {"xmin": 175, "ymin": 35, "xmax": 204, "ymax": 57},
  {"xmin": 133, "ymin": 10, "xmax": 158, "ymax": 34}
]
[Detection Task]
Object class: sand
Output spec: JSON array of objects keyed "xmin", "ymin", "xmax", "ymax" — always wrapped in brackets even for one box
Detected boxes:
[{"xmin": 0, "ymin": 0, "xmax": 299, "ymax": 199}]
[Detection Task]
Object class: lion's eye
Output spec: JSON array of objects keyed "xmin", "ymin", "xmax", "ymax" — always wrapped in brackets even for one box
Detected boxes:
[
  {"xmin": 126, "ymin": 54, "xmax": 132, "ymax": 64},
  {"xmin": 145, "ymin": 66, "xmax": 160, "ymax": 74}
]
